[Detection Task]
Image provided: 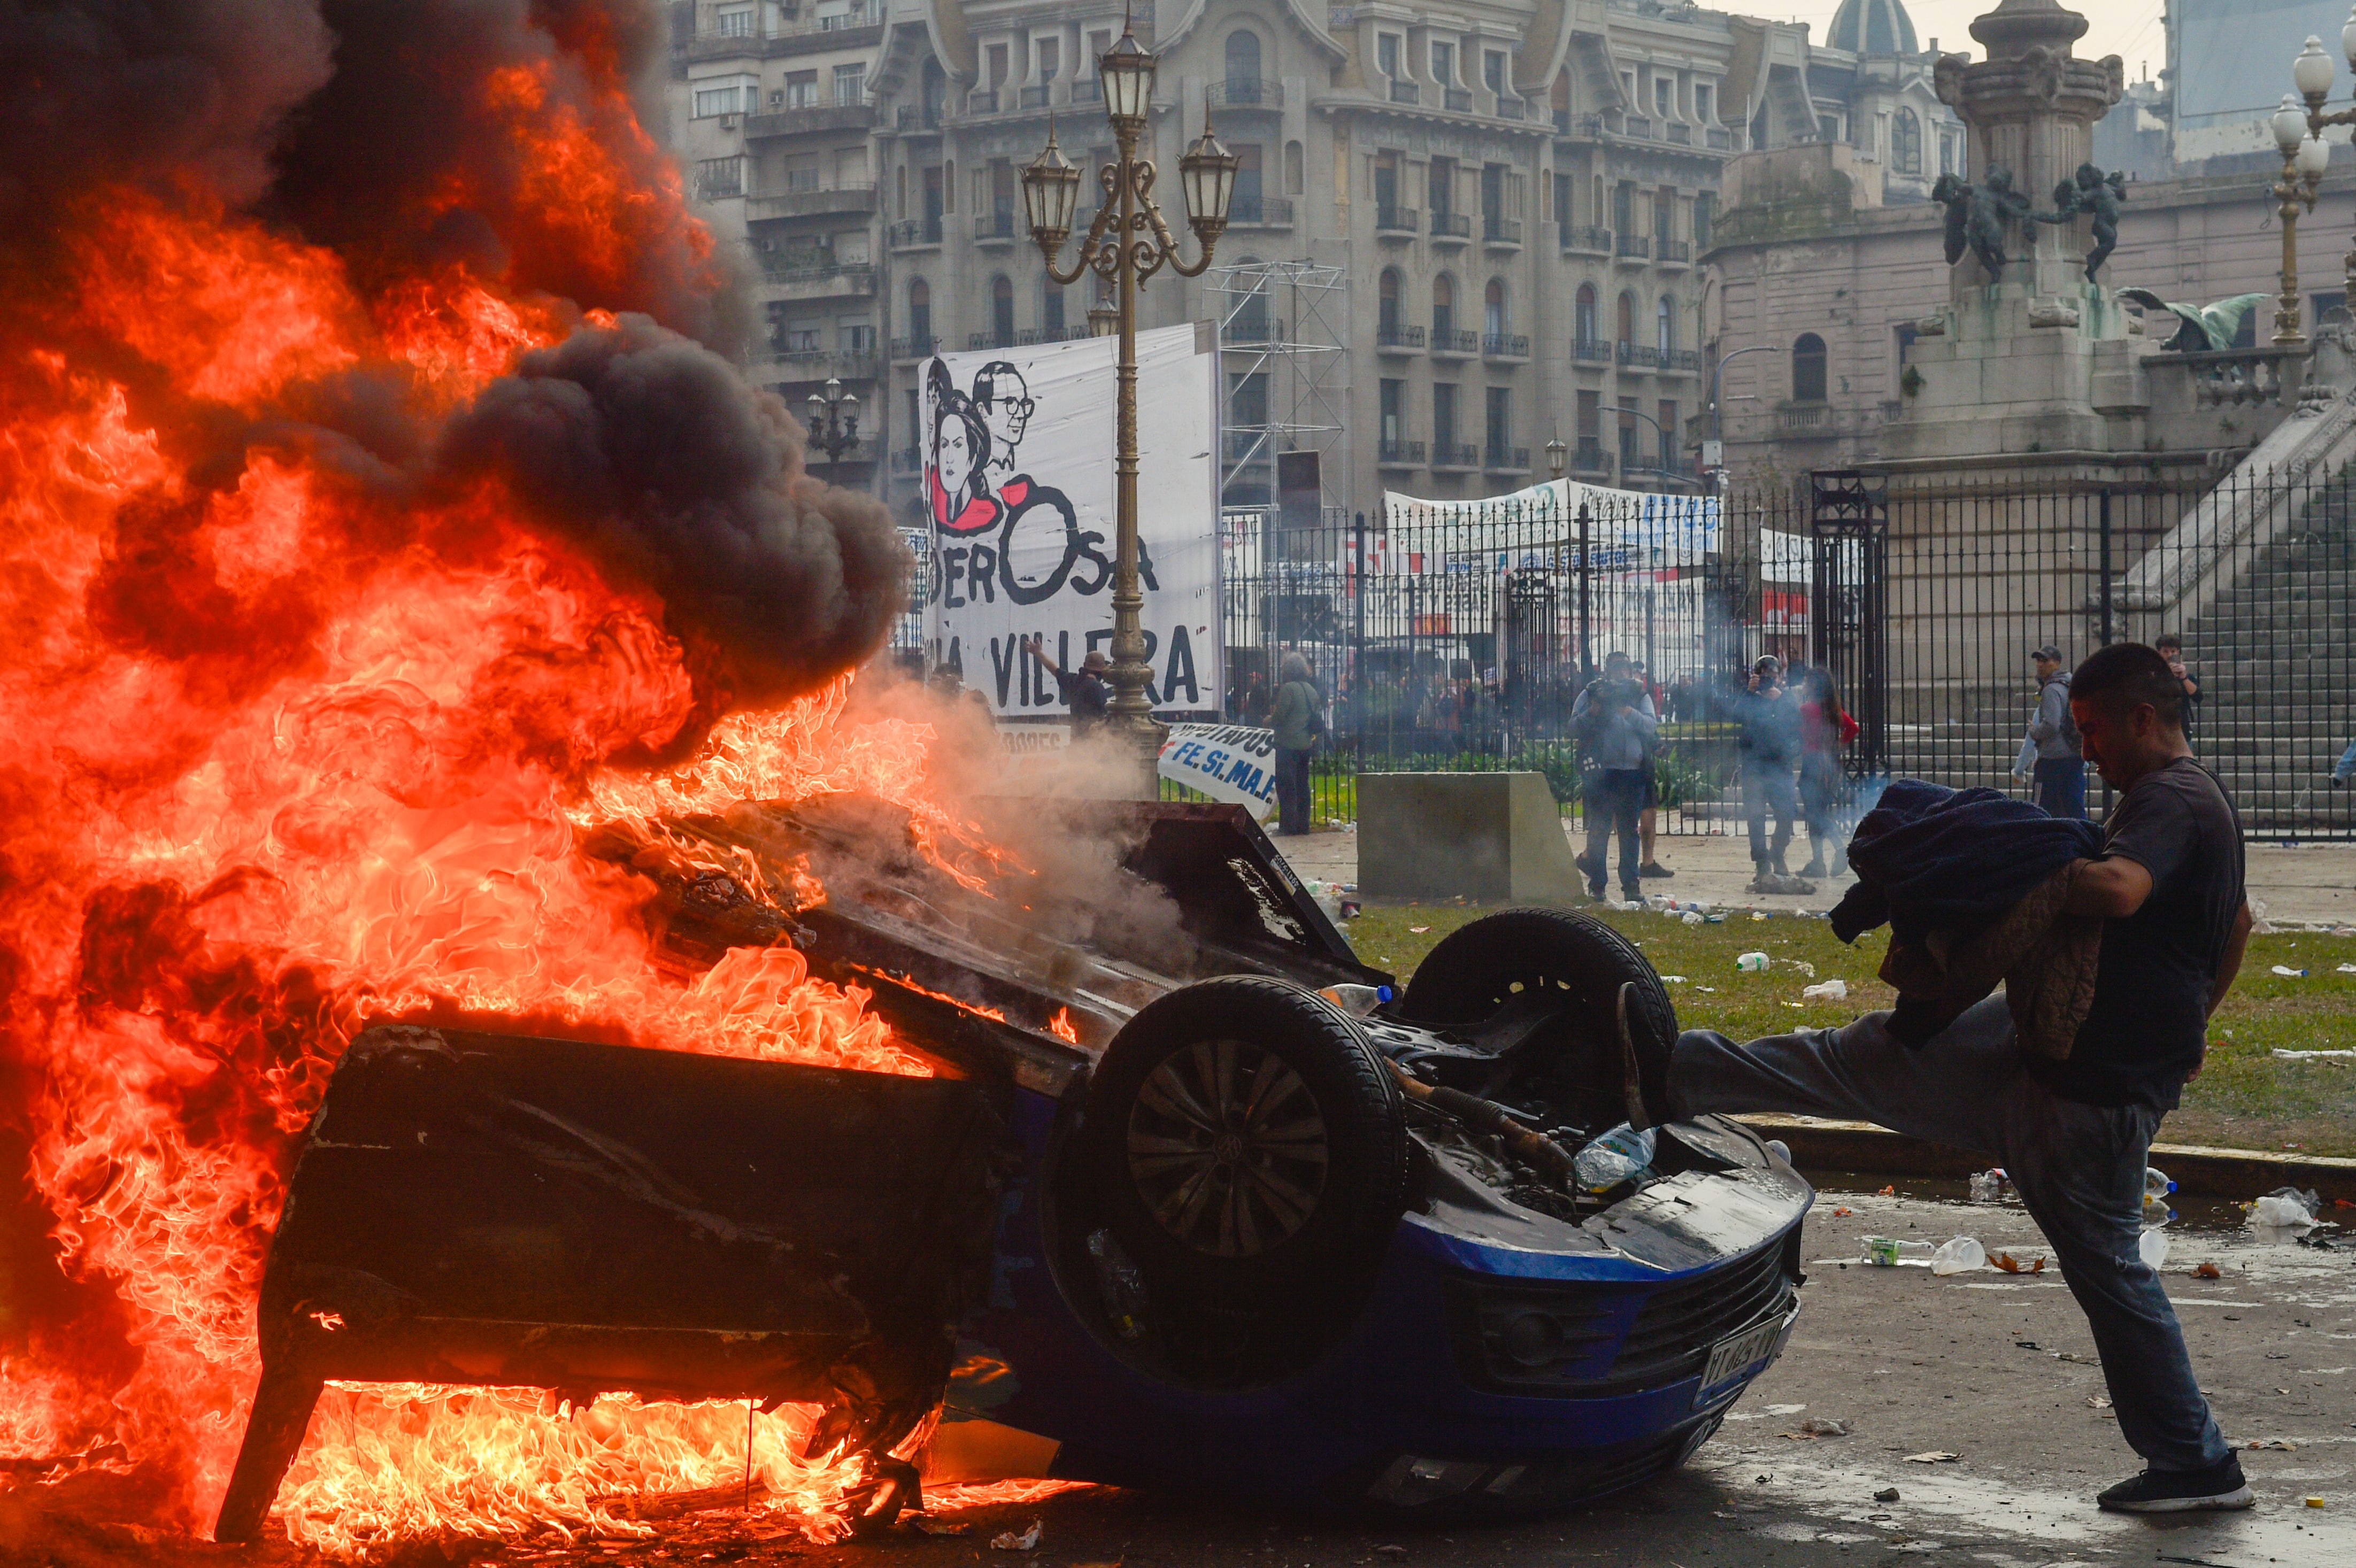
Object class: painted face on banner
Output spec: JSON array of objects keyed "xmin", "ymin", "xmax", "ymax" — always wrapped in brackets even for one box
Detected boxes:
[
  {"xmin": 937, "ymin": 412, "xmax": 975, "ymax": 496},
  {"xmin": 978, "ymin": 369, "xmax": 1033, "ymax": 465}
]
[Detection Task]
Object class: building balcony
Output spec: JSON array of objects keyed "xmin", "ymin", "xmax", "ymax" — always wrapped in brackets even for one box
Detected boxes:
[
  {"xmin": 1495, "ymin": 96, "xmax": 1530, "ymax": 122},
  {"xmin": 1072, "ymin": 78, "xmax": 1102, "ymax": 104},
  {"xmin": 1571, "ymin": 337, "xmax": 1615, "ymax": 365},
  {"xmin": 1618, "ymin": 342, "xmax": 1660, "ymax": 369},
  {"xmin": 1228, "ymin": 196, "xmax": 1294, "ymax": 228},
  {"xmin": 677, "ymin": 9, "xmax": 883, "ymax": 64},
  {"xmin": 1375, "ymin": 204, "xmax": 1419, "ymax": 236},
  {"xmin": 1665, "ymin": 122, "xmax": 1692, "ymax": 146},
  {"xmin": 895, "ymin": 105, "xmax": 944, "ymax": 134},
  {"xmin": 1482, "ymin": 333, "xmax": 1529, "ymax": 361},
  {"xmin": 755, "ymin": 260, "xmax": 876, "ymax": 302},
  {"xmin": 1207, "ymin": 76, "xmax": 1283, "ymax": 110},
  {"xmin": 1376, "ymin": 438, "xmax": 1425, "ymax": 467},
  {"xmin": 1661, "ymin": 349, "xmax": 1702, "ymax": 374},
  {"xmin": 1224, "ymin": 316, "xmax": 1285, "ymax": 345},
  {"xmin": 1623, "ymin": 114, "xmax": 1652, "ymax": 140},
  {"xmin": 1019, "ymin": 85, "xmax": 1052, "ymax": 110},
  {"xmin": 1428, "ymin": 328, "xmax": 1479, "ymax": 358},
  {"xmin": 1656, "ymin": 238, "xmax": 1692, "ymax": 268},
  {"xmin": 745, "ymin": 184, "xmax": 877, "ymax": 220},
  {"xmin": 1430, "ymin": 442, "xmax": 1480, "ymax": 472},
  {"xmin": 1482, "ymin": 215, "xmax": 1522, "ymax": 249},
  {"xmin": 1559, "ymin": 223, "xmax": 1612, "ymax": 254},
  {"xmin": 888, "ymin": 217, "xmax": 943, "ymax": 250},
  {"xmin": 1374, "ymin": 323, "xmax": 1424, "ymax": 353},
  {"xmin": 888, "ymin": 335, "xmax": 940, "ymax": 361},
  {"xmin": 890, "ymin": 447, "xmax": 921, "ymax": 475},
  {"xmin": 1483, "ymin": 443, "xmax": 1531, "ymax": 473},
  {"xmin": 967, "ymin": 88, "xmax": 999, "ymax": 115},
  {"xmin": 1613, "ymin": 233, "xmax": 1651, "ymax": 264},
  {"xmin": 974, "ymin": 210, "xmax": 1020, "ymax": 245},
  {"xmin": 759, "ymin": 349, "xmax": 876, "ymax": 384},
  {"xmin": 1777, "ymin": 402, "xmax": 1835, "ymax": 433},
  {"xmin": 1429, "ymin": 211, "xmax": 1472, "ymax": 243},
  {"xmin": 968, "ymin": 330, "xmax": 1020, "ymax": 351},
  {"xmin": 1443, "ymin": 87, "xmax": 1472, "ymax": 113},
  {"xmin": 742, "ymin": 104, "xmax": 874, "ymax": 139},
  {"xmin": 1389, "ymin": 80, "xmax": 1420, "ymax": 105},
  {"xmin": 1573, "ymin": 439, "xmax": 1610, "ymax": 474},
  {"xmin": 1707, "ymin": 126, "xmax": 1738, "ymax": 150},
  {"xmin": 1013, "ymin": 326, "xmax": 1091, "ymax": 345}
]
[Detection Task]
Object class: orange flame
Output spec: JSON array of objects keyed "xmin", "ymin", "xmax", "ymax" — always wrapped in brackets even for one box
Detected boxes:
[
  {"xmin": 1048, "ymin": 1008, "xmax": 1080, "ymax": 1044},
  {"xmin": 0, "ymin": 46, "xmax": 997, "ymax": 1563}
]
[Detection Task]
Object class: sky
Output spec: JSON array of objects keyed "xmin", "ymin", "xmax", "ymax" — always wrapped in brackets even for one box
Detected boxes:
[{"xmin": 1776, "ymin": 1, "xmax": 2170, "ymax": 83}]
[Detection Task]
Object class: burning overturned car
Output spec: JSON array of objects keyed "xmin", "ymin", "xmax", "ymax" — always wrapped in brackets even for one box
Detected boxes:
[{"xmin": 219, "ymin": 797, "xmax": 1812, "ymax": 1540}]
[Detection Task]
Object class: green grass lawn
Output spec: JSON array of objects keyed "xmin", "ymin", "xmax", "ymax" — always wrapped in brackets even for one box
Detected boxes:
[{"xmin": 1344, "ymin": 903, "xmax": 2356, "ymax": 1158}]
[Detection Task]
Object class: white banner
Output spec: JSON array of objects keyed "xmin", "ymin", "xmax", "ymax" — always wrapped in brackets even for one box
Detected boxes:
[
  {"xmin": 1156, "ymin": 722, "xmax": 1278, "ymax": 818},
  {"xmin": 1378, "ymin": 478, "xmax": 1720, "ymax": 569},
  {"xmin": 922, "ymin": 324, "xmax": 1221, "ymax": 717}
]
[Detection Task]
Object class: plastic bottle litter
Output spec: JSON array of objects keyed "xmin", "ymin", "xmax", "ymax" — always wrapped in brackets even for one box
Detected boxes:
[
  {"xmin": 1967, "ymin": 1168, "xmax": 2010, "ymax": 1203},
  {"xmin": 1930, "ymin": 1236, "xmax": 1985, "ymax": 1275},
  {"xmin": 1318, "ymin": 983, "xmax": 1394, "ymax": 1016},
  {"xmin": 1736, "ymin": 951, "xmax": 1772, "ymax": 972},
  {"xmin": 2142, "ymin": 1167, "xmax": 2177, "ymax": 1228},
  {"xmin": 1573, "ymin": 1123, "xmax": 1658, "ymax": 1192},
  {"xmin": 1305, "ymin": 879, "xmax": 1345, "ymax": 922},
  {"xmin": 1682, "ymin": 909, "xmax": 1704, "ymax": 925},
  {"xmin": 1863, "ymin": 1237, "xmax": 1936, "ymax": 1266},
  {"xmin": 2270, "ymin": 964, "xmax": 2308, "ymax": 978},
  {"xmin": 2137, "ymin": 1229, "xmax": 2171, "ymax": 1270},
  {"xmin": 1800, "ymin": 979, "xmax": 1849, "ymax": 1002},
  {"xmin": 2248, "ymin": 1187, "xmax": 2322, "ymax": 1230}
]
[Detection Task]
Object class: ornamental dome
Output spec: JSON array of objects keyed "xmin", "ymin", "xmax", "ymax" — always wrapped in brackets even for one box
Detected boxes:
[{"xmin": 1827, "ymin": 0, "xmax": 1921, "ymax": 55}]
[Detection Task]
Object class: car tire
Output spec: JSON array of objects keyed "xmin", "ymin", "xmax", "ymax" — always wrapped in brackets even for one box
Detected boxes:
[
  {"xmin": 1083, "ymin": 977, "xmax": 1408, "ymax": 1383},
  {"xmin": 1400, "ymin": 908, "xmax": 1676, "ymax": 1123}
]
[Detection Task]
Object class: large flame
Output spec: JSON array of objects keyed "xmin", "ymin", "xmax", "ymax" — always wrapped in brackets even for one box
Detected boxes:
[{"xmin": 0, "ymin": 8, "xmax": 991, "ymax": 1557}]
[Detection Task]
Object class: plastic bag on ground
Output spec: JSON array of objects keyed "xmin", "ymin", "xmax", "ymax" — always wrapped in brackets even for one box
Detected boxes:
[
  {"xmin": 1573, "ymin": 1123, "xmax": 1657, "ymax": 1193},
  {"xmin": 2249, "ymin": 1187, "xmax": 2321, "ymax": 1230},
  {"xmin": 1967, "ymin": 1169, "xmax": 2009, "ymax": 1203},
  {"xmin": 1800, "ymin": 979, "xmax": 1848, "ymax": 1002},
  {"xmin": 1931, "ymin": 1237, "xmax": 1984, "ymax": 1275},
  {"xmin": 2137, "ymin": 1229, "xmax": 2170, "ymax": 1270}
]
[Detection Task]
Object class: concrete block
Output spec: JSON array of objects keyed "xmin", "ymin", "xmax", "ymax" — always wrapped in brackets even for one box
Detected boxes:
[{"xmin": 1358, "ymin": 772, "xmax": 1584, "ymax": 903}]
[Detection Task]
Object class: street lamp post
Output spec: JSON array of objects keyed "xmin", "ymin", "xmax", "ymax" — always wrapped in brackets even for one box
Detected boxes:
[
  {"xmin": 1705, "ymin": 344, "xmax": 1777, "ymax": 490},
  {"xmin": 1022, "ymin": 20, "xmax": 1237, "ymax": 792},
  {"xmin": 2269, "ymin": 92, "xmax": 2332, "ymax": 345},
  {"xmin": 802, "ymin": 376, "xmax": 860, "ymax": 463},
  {"xmin": 2290, "ymin": 27, "xmax": 2356, "ymax": 335}
]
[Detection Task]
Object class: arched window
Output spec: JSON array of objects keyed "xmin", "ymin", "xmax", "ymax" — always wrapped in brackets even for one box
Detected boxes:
[
  {"xmin": 1574, "ymin": 283, "xmax": 1598, "ymax": 347},
  {"xmin": 1792, "ymin": 332, "xmax": 1828, "ymax": 403},
  {"xmin": 921, "ymin": 60, "xmax": 946, "ymax": 127},
  {"xmin": 1892, "ymin": 107, "xmax": 1923, "ymax": 175},
  {"xmin": 1284, "ymin": 139, "xmax": 1304, "ymax": 195},
  {"xmin": 991, "ymin": 274, "xmax": 1015, "ymax": 346},
  {"xmin": 1657, "ymin": 296, "xmax": 1675, "ymax": 356},
  {"xmin": 908, "ymin": 278, "xmax": 931, "ymax": 351},
  {"xmin": 1484, "ymin": 278, "xmax": 1506, "ymax": 341},
  {"xmin": 1616, "ymin": 291, "xmax": 1636, "ymax": 346},
  {"xmin": 1432, "ymin": 274, "xmax": 1456, "ymax": 338},
  {"xmin": 1225, "ymin": 29, "xmax": 1262, "ymax": 95},
  {"xmin": 1377, "ymin": 268, "xmax": 1402, "ymax": 334}
]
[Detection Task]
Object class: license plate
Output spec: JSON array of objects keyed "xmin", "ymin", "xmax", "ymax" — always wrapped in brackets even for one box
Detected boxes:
[{"xmin": 1700, "ymin": 1308, "xmax": 1793, "ymax": 1392}]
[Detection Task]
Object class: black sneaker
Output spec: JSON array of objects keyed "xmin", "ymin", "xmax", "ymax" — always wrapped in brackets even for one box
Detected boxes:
[
  {"xmin": 2095, "ymin": 1455, "xmax": 2252, "ymax": 1513},
  {"xmin": 1639, "ymin": 862, "xmax": 1674, "ymax": 878}
]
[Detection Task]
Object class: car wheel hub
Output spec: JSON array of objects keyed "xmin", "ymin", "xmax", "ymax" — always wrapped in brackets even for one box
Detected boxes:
[{"xmin": 1127, "ymin": 1039, "xmax": 1329, "ymax": 1257}]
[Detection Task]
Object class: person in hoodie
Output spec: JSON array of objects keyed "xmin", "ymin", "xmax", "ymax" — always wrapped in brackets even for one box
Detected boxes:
[
  {"xmin": 1651, "ymin": 643, "xmax": 2254, "ymax": 1518},
  {"xmin": 1570, "ymin": 652, "xmax": 1658, "ymax": 903},
  {"xmin": 1735, "ymin": 655, "xmax": 1806, "ymax": 890},
  {"xmin": 2014, "ymin": 644, "xmax": 2086, "ymax": 818}
]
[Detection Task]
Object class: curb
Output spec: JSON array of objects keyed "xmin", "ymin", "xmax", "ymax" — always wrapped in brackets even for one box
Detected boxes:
[{"xmin": 1735, "ymin": 1114, "xmax": 2356, "ymax": 1204}]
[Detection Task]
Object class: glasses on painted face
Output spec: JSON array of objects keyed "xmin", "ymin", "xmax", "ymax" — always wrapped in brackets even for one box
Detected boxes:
[{"xmin": 982, "ymin": 395, "xmax": 1036, "ymax": 419}]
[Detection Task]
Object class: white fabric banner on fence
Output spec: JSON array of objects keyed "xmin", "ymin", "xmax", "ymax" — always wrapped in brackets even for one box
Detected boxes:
[
  {"xmin": 1157, "ymin": 723, "xmax": 1279, "ymax": 818},
  {"xmin": 923, "ymin": 323, "xmax": 1221, "ymax": 716},
  {"xmin": 1376, "ymin": 479, "xmax": 1720, "ymax": 570}
]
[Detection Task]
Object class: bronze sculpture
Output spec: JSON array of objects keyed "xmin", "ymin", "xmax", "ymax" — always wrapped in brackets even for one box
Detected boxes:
[
  {"xmin": 2037, "ymin": 164, "xmax": 2128, "ymax": 281},
  {"xmin": 1932, "ymin": 164, "xmax": 2032, "ymax": 280}
]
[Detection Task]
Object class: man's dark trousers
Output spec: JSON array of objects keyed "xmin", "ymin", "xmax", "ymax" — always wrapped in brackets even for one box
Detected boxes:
[
  {"xmin": 1274, "ymin": 745, "xmax": 1312, "ymax": 835},
  {"xmin": 1673, "ymin": 998, "xmax": 2230, "ymax": 1474},
  {"xmin": 2035, "ymin": 756, "xmax": 2088, "ymax": 820},
  {"xmin": 1745, "ymin": 762, "xmax": 1799, "ymax": 867},
  {"xmin": 1583, "ymin": 767, "xmax": 1645, "ymax": 899}
]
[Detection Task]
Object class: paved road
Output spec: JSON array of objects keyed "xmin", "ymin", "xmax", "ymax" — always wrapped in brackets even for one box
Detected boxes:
[{"xmin": 573, "ymin": 1185, "xmax": 2356, "ymax": 1568}]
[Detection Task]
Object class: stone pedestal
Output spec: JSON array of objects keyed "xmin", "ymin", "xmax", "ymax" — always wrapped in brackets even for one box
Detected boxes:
[{"xmin": 1358, "ymin": 773, "xmax": 1583, "ymax": 903}]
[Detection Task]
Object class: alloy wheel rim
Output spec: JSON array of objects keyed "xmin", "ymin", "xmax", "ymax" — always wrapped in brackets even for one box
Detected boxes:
[{"xmin": 1127, "ymin": 1038, "xmax": 1329, "ymax": 1257}]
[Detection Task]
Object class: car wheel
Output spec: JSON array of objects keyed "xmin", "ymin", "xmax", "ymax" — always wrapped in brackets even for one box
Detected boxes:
[
  {"xmin": 1084, "ymin": 977, "xmax": 1408, "ymax": 1383},
  {"xmin": 1400, "ymin": 908, "xmax": 1675, "ymax": 1124}
]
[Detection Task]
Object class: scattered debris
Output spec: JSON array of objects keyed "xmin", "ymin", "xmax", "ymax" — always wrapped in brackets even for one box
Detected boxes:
[
  {"xmin": 2015, "ymin": 1340, "xmax": 2041, "ymax": 1351},
  {"xmin": 2308, "ymin": 1497, "xmax": 2327, "ymax": 1509},
  {"xmin": 1902, "ymin": 1451, "xmax": 1959, "ymax": 1464},
  {"xmin": 909, "ymin": 1516, "xmax": 970, "ymax": 1536},
  {"xmin": 1659, "ymin": 973, "xmax": 1689, "ymax": 983},
  {"xmin": 989, "ymin": 1520, "xmax": 1043, "ymax": 1552},
  {"xmin": 1408, "ymin": 925, "xmax": 1430, "ymax": 934},
  {"xmin": 2244, "ymin": 1438, "xmax": 2297, "ymax": 1451},
  {"xmin": 2086, "ymin": 1396, "xmax": 2111, "ymax": 1409},
  {"xmin": 1375, "ymin": 1547, "xmax": 1407, "ymax": 1556},
  {"xmin": 1780, "ymin": 1418, "xmax": 1849, "ymax": 1439},
  {"xmin": 1736, "ymin": 951, "xmax": 1770, "ymax": 972},
  {"xmin": 1831, "ymin": 1206, "xmax": 1853, "ymax": 1218},
  {"xmin": 1930, "ymin": 1236, "xmax": 1983, "ymax": 1275},
  {"xmin": 2194, "ymin": 1261, "xmax": 2222, "ymax": 1280},
  {"xmin": 1966, "ymin": 1169, "xmax": 2010, "ymax": 1203},
  {"xmin": 2272, "ymin": 1047, "xmax": 2356, "ymax": 1060},
  {"xmin": 1991, "ymin": 1252, "xmax": 2045, "ymax": 1275},
  {"xmin": 1873, "ymin": 1487, "xmax": 1901, "ymax": 1503},
  {"xmin": 2269, "ymin": 964, "xmax": 2308, "ymax": 977},
  {"xmin": 2248, "ymin": 1188, "xmax": 2322, "ymax": 1230},
  {"xmin": 1800, "ymin": 979, "xmax": 1847, "ymax": 1002}
]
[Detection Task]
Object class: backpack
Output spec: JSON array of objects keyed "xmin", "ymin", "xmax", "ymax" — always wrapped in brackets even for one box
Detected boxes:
[{"xmin": 2045, "ymin": 675, "xmax": 2080, "ymax": 751}]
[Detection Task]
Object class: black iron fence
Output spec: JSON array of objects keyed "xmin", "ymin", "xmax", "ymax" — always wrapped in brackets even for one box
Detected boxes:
[{"xmin": 1205, "ymin": 469, "xmax": 2356, "ymax": 839}]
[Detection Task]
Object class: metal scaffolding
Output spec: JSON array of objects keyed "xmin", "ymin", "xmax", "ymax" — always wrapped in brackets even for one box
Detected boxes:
[{"xmin": 1208, "ymin": 260, "xmax": 1349, "ymax": 516}]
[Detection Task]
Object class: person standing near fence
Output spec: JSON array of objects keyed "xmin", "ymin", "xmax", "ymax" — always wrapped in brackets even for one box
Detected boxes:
[
  {"xmin": 1737, "ymin": 656, "xmax": 1807, "ymax": 893},
  {"xmin": 1572, "ymin": 652, "xmax": 1658, "ymax": 906},
  {"xmin": 2014, "ymin": 644, "xmax": 2086, "ymax": 820},
  {"xmin": 2156, "ymin": 635, "xmax": 2200, "ymax": 740},
  {"xmin": 1797, "ymin": 664, "xmax": 1860, "ymax": 879},
  {"xmin": 1633, "ymin": 661, "xmax": 1674, "ymax": 880},
  {"xmin": 1270, "ymin": 651, "xmax": 1323, "ymax": 837}
]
